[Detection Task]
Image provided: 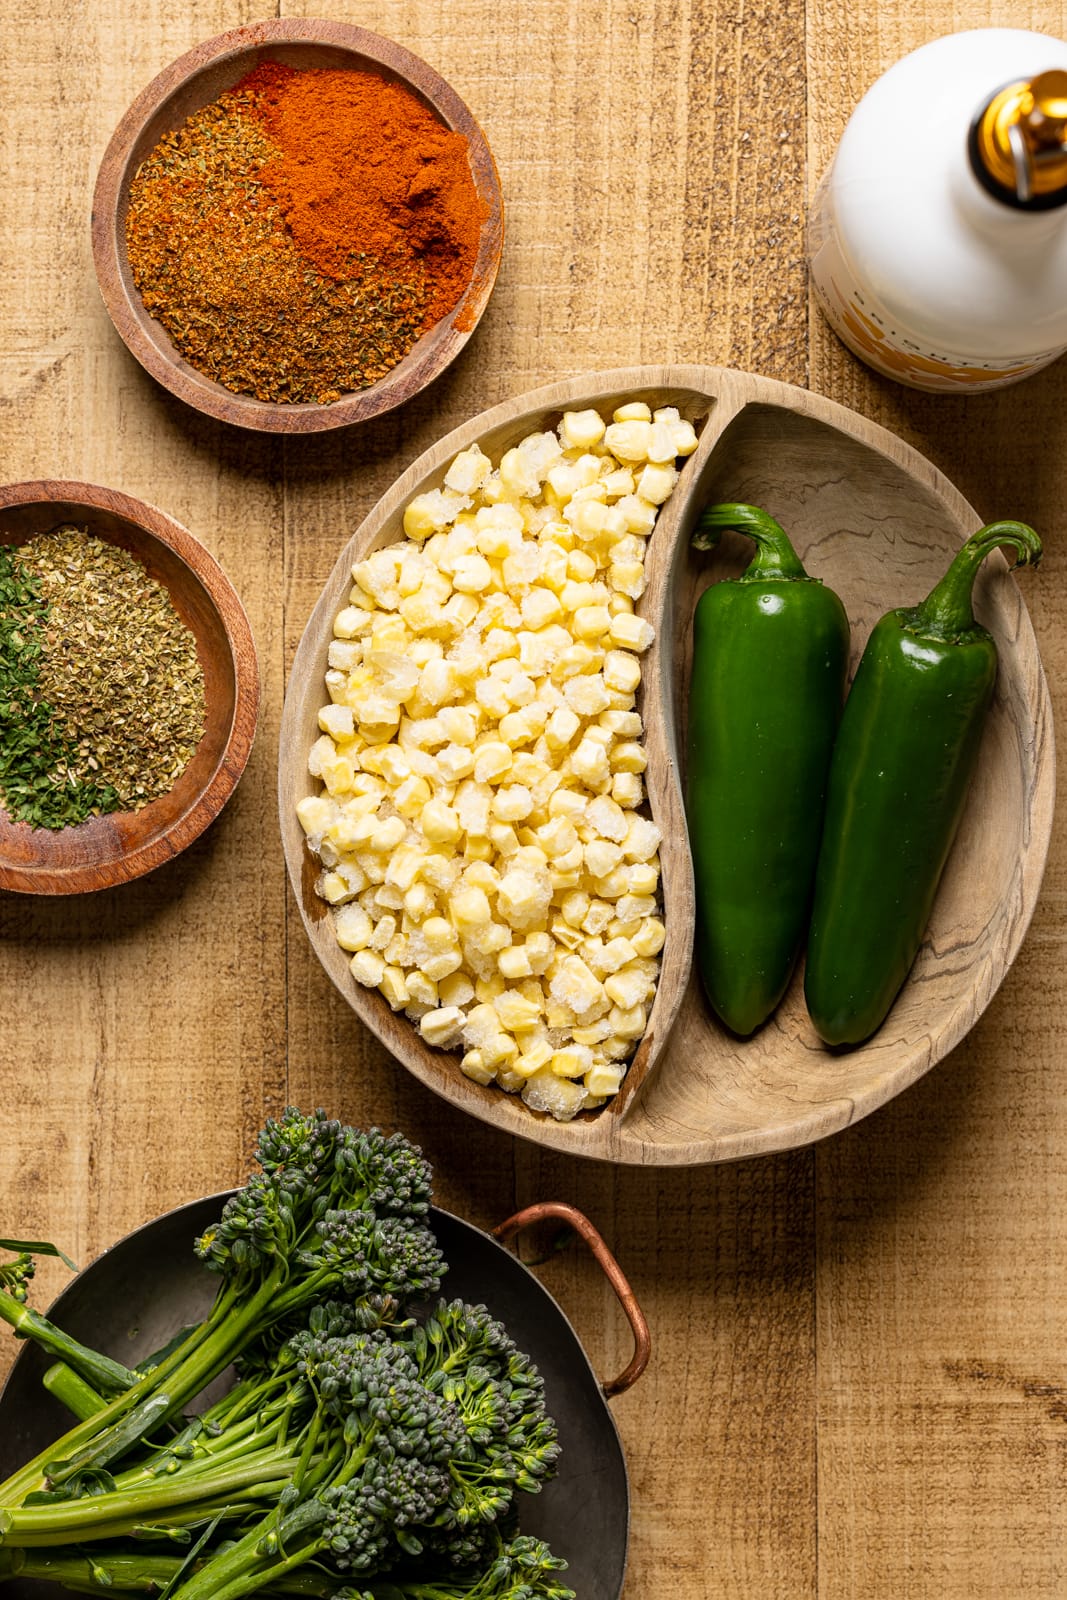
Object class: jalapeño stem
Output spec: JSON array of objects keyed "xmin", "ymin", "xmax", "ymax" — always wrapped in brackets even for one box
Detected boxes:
[
  {"xmin": 915, "ymin": 520, "xmax": 1042, "ymax": 640},
  {"xmin": 692, "ymin": 503, "xmax": 811, "ymax": 581}
]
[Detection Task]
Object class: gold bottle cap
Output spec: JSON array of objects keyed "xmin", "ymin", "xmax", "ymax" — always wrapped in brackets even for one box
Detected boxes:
[{"xmin": 974, "ymin": 70, "xmax": 1067, "ymax": 204}]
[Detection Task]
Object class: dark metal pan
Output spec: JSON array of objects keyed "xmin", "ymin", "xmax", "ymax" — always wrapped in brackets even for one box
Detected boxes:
[{"xmin": 0, "ymin": 1196, "xmax": 650, "ymax": 1599}]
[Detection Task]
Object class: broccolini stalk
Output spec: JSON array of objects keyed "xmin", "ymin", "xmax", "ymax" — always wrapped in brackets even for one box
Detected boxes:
[
  {"xmin": 42, "ymin": 1363, "xmax": 109, "ymax": 1420},
  {"xmin": 0, "ymin": 1247, "xmax": 136, "ymax": 1399},
  {"xmin": 0, "ymin": 1113, "xmax": 444, "ymax": 1508},
  {"xmin": 0, "ymin": 1535, "xmax": 575, "ymax": 1599}
]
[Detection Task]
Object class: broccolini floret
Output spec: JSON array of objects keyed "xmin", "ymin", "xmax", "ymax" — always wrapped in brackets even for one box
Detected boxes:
[
  {"xmin": 0, "ymin": 1111, "xmax": 443, "ymax": 1506},
  {"xmin": 0, "ymin": 1114, "xmax": 574, "ymax": 1600}
]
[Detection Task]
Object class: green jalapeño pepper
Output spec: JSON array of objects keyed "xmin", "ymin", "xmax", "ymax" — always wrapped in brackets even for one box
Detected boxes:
[
  {"xmin": 686, "ymin": 504, "xmax": 850, "ymax": 1036},
  {"xmin": 805, "ymin": 520, "xmax": 1042, "ymax": 1048}
]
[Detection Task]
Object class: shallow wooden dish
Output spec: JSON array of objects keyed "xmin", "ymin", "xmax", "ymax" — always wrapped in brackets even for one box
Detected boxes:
[
  {"xmin": 279, "ymin": 366, "xmax": 1054, "ymax": 1165},
  {"xmin": 0, "ymin": 481, "xmax": 259, "ymax": 895},
  {"xmin": 91, "ymin": 20, "xmax": 504, "ymax": 434}
]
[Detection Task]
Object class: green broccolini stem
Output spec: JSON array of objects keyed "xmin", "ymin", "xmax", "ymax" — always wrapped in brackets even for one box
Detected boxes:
[
  {"xmin": 0, "ymin": 1548, "xmax": 363, "ymax": 1596},
  {"xmin": 0, "ymin": 1450, "xmax": 301, "ymax": 1546},
  {"xmin": 0, "ymin": 1289, "xmax": 137, "ymax": 1396},
  {"xmin": 0, "ymin": 1273, "xmax": 277, "ymax": 1502},
  {"xmin": 41, "ymin": 1362, "xmax": 109, "ymax": 1420}
]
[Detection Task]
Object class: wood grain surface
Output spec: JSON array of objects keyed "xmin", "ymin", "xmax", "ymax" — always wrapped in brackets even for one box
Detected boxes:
[{"xmin": 1, "ymin": 2, "xmax": 1065, "ymax": 1597}]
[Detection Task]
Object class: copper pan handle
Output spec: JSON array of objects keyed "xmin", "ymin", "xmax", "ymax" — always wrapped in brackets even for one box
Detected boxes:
[{"xmin": 491, "ymin": 1201, "xmax": 650, "ymax": 1397}]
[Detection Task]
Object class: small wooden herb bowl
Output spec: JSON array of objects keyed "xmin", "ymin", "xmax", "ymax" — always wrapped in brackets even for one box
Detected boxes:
[
  {"xmin": 0, "ymin": 482, "xmax": 259, "ymax": 895},
  {"xmin": 91, "ymin": 21, "xmax": 504, "ymax": 435},
  {"xmin": 279, "ymin": 366, "xmax": 1054, "ymax": 1165}
]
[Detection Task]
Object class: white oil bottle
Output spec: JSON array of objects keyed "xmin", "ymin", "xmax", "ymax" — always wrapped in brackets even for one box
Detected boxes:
[{"xmin": 808, "ymin": 29, "xmax": 1067, "ymax": 392}]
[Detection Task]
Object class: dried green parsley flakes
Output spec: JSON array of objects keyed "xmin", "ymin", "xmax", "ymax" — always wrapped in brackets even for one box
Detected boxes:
[{"xmin": 0, "ymin": 527, "xmax": 207, "ymax": 830}]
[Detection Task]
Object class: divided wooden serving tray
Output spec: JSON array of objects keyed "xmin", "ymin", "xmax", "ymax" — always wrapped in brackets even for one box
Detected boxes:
[{"xmin": 279, "ymin": 366, "xmax": 1054, "ymax": 1166}]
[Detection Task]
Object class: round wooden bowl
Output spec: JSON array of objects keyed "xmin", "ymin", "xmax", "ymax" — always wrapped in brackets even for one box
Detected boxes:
[
  {"xmin": 91, "ymin": 21, "xmax": 504, "ymax": 434},
  {"xmin": 0, "ymin": 481, "xmax": 259, "ymax": 894},
  {"xmin": 279, "ymin": 366, "xmax": 1054, "ymax": 1165}
]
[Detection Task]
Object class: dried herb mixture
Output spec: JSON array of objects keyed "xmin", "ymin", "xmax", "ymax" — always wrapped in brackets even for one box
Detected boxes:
[{"xmin": 0, "ymin": 527, "xmax": 206, "ymax": 830}]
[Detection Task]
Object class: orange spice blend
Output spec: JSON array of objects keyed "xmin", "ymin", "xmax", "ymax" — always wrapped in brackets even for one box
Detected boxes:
[
  {"xmin": 125, "ymin": 63, "xmax": 491, "ymax": 404},
  {"xmin": 241, "ymin": 62, "xmax": 489, "ymax": 334}
]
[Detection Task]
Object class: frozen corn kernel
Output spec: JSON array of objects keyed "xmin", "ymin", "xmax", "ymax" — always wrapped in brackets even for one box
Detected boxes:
[
  {"xmin": 419, "ymin": 1006, "xmax": 465, "ymax": 1047},
  {"xmin": 604, "ymin": 419, "xmax": 652, "ymax": 461},
  {"xmin": 498, "ymin": 944, "xmax": 533, "ymax": 980},
  {"xmin": 460, "ymin": 1049, "xmax": 495, "ymax": 1084},
  {"xmin": 334, "ymin": 605, "xmax": 372, "ymax": 639},
  {"xmin": 603, "ymin": 963, "xmax": 650, "ymax": 1010},
  {"xmin": 559, "ymin": 409, "xmax": 607, "ymax": 450},
  {"xmin": 587, "ymin": 795, "xmax": 629, "ymax": 841},
  {"xmin": 444, "ymin": 444, "xmax": 492, "ymax": 495},
  {"xmin": 586, "ymin": 1062, "xmax": 626, "ymax": 1098},
  {"xmin": 545, "ymin": 706, "xmax": 580, "ymax": 751},
  {"xmin": 551, "ymin": 916, "xmax": 584, "ymax": 952},
  {"xmin": 349, "ymin": 949, "xmax": 386, "ymax": 987},
  {"xmin": 437, "ymin": 744, "xmax": 476, "ymax": 782},
  {"xmin": 521, "ymin": 1067, "xmax": 586, "ymax": 1121},
  {"xmin": 435, "ymin": 972, "xmax": 473, "ymax": 1009},
  {"xmin": 450, "ymin": 886, "xmax": 492, "ymax": 927},
  {"xmin": 549, "ymin": 788, "xmax": 588, "ymax": 822},
  {"xmin": 370, "ymin": 816, "xmax": 406, "ymax": 852},
  {"xmin": 380, "ymin": 967, "xmax": 410, "ymax": 1010},
  {"xmin": 550, "ymin": 1045, "xmax": 594, "ymax": 1079},
  {"xmin": 524, "ymin": 931, "xmax": 555, "ymax": 973},
  {"xmin": 570, "ymin": 738, "xmax": 611, "ymax": 787},
  {"xmin": 549, "ymin": 955, "xmax": 605, "ymax": 1017},
  {"xmin": 521, "ymin": 587, "xmax": 563, "ymax": 629},
  {"xmin": 607, "ymin": 613, "xmax": 655, "ymax": 652},
  {"xmin": 317, "ymin": 871, "xmax": 356, "ymax": 906},
  {"xmin": 571, "ymin": 604, "xmax": 612, "ymax": 640},
  {"xmin": 585, "ymin": 839, "xmax": 624, "ymax": 879},
  {"xmin": 626, "ymin": 862, "xmax": 661, "ymax": 897},
  {"xmin": 492, "ymin": 784, "xmax": 534, "ymax": 822},
  {"xmin": 496, "ymin": 865, "xmax": 551, "ymax": 930},
  {"xmin": 318, "ymin": 703, "xmax": 355, "ymax": 741},
  {"xmin": 421, "ymin": 799, "xmax": 461, "ymax": 844},
  {"xmin": 494, "ymin": 989, "xmax": 542, "ymax": 1031},
  {"xmin": 473, "ymin": 741, "xmax": 513, "ymax": 783},
  {"xmin": 609, "ymin": 560, "xmax": 647, "ymax": 600},
  {"xmin": 296, "ymin": 794, "xmax": 336, "ymax": 840},
  {"xmin": 333, "ymin": 904, "xmax": 374, "ymax": 951},
  {"xmin": 406, "ymin": 970, "xmax": 438, "ymax": 1008},
  {"xmin": 303, "ymin": 404, "xmax": 685, "ymax": 1120},
  {"xmin": 636, "ymin": 463, "xmax": 678, "ymax": 505},
  {"xmin": 422, "ymin": 917, "xmax": 458, "ymax": 954},
  {"xmin": 465, "ymin": 921, "xmax": 511, "ymax": 957},
  {"xmin": 610, "ymin": 741, "xmax": 647, "ymax": 775},
  {"xmin": 632, "ymin": 919, "xmax": 666, "ymax": 957},
  {"xmin": 609, "ymin": 1002, "xmax": 647, "ymax": 1039},
  {"xmin": 623, "ymin": 817, "xmax": 662, "ymax": 860},
  {"xmin": 615, "ymin": 495, "xmax": 658, "ymax": 536}
]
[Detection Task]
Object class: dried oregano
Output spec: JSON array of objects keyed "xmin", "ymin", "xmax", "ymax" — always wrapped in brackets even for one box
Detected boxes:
[{"xmin": 0, "ymin": 527, "xmax": 206, "ymax": 829}]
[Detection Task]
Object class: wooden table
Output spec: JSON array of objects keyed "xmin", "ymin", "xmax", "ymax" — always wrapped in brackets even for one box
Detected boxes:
[{"xmin": 1, "ymin": 3, "xmax": 1065, "ymax": 1595}]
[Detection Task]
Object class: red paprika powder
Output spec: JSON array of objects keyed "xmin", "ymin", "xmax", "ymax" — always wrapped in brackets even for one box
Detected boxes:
[{"xmin": 240, "ymin": 62, "xmax": 488, "ymax": 334}]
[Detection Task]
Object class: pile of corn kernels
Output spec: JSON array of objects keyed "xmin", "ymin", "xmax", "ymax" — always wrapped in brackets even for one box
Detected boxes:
[{"xmin": 297, "ymin": 400, "xmax": 697, "ymax": 1121}]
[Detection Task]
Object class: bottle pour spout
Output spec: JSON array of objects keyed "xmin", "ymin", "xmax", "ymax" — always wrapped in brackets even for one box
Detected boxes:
[{"xmin": 971, "ymin": 68, "xmax": 1067, "ymax": 208}]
